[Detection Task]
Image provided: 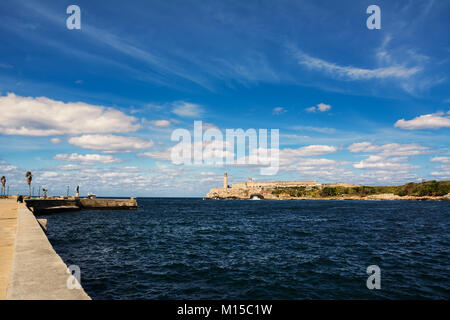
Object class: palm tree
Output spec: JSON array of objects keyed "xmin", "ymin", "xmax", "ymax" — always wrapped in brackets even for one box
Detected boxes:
[
  {"xmin": 0, "ymin": 176, "xmax": 5, "ymax": 196},
  {"xmin": 25, "ymin": 171, "xmax": 32, "ymax": 197}
]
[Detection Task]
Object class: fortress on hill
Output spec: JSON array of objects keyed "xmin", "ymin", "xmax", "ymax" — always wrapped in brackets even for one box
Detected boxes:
[{"xmin": 205, "ymin": 173, "xmax": 356, "ymax": 199}]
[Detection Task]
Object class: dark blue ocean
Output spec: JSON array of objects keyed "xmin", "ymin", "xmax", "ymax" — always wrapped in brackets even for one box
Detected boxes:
[{"xmin": 43, "ymin": 198, "xmax": 450, "ymax": 299}]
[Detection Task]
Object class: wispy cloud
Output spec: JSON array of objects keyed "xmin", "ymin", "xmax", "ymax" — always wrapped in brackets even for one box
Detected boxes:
[
  {"xmin": 272, "ymin": 107, "xmax": 287, "ymax": 115},
  {"xmin": 292, "ymin": 126, "xmax": 336, "ymax": 134},
  {"xmin": 0, "ymin": 63, "xmax": 13, "ymax": 69},
  {"xmin": 57, "ymin": 164, "xmax": 84, "ymax": 171},
  {"xmin": 83, "ymin": 24, "xmax": 213, "ymax": 90},
  {"xmin": 172, "ymin": 102, "xmax": 204, "ymax": 118},
  {"xmin": 50, "ymin": 138, "xmax": 61, "ymax": 144},
  {"xmin": 293, "ymin": 49, "xmax": 421, "ymax": 80},
  {"xmin": 54, "ymin": 153, "xmax": 122, "ymax": 164},
  {"xmin": 5, "ymin": 1, "xmax": 213, "ymax": 90},
  {"xmin": 348, "ymin": 142, "xmax": 431, "ymax": 157},
  {"xmin": 150, "ymin": 120, "xmax": 171, "ymax": 127},
  {"xmin": 430, "ymin": 156, "xmax": 450, "ymax": 164}
]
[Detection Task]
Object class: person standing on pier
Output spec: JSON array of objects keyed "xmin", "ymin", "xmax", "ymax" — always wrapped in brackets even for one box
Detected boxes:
[{"xmin": 25, "ymin": 171, "xmax": 32, "ymax": 197}]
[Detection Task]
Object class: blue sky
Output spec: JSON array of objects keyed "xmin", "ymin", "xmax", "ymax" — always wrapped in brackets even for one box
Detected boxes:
[{"xmin": 0, "ymin": 0, "xmax": 449, "ymax": 196}]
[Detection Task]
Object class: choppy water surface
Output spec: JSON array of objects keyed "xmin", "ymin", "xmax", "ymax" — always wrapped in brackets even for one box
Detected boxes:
[{"xmin": 44, "ymin": 199, "xmax": 450, "ymax": 299}]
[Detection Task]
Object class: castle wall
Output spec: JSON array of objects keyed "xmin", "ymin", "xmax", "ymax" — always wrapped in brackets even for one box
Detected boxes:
[{"xmin": 231, "ymin": 180, "xmax": 318, "ymax": 189}]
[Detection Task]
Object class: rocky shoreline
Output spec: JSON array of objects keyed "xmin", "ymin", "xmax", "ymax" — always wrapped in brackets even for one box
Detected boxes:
[
  {"xmin": 205, "ymin": 192, "xmax": 450, "ymax": 201},
  {"xmin": 205, "ymin": 177, "xmax": 450, "ymax": 201}
]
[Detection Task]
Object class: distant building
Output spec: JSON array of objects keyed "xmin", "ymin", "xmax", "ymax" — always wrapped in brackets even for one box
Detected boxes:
[
  {"xmin": 221, "ymin": 173, "xmax": 319, "ymax": 190},
  {"xmin": 231, "ymin": 179, "xmax": 318, "ymax": 189},
  {"xmin": 207, "ymin": 173, "xmax": 360, "ymax": 199}
]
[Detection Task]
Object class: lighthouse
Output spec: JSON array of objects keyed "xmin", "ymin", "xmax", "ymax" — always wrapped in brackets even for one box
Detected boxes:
[{"xmin": 224, "ymin": 173, "xmax": 228, "ymax": 189}]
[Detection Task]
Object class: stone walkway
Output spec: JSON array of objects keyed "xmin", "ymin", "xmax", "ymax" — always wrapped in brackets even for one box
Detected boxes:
[
  {"xmin": 6, "ymin": 205, "xmax": 90, "ymax": 299},
  {"xmin": 1, "ymin": 200, "xmax": 90, "ymax": 300},
  {"xmin": 0, "ymin": 199, "xmax": 18, "ymax": 300}
]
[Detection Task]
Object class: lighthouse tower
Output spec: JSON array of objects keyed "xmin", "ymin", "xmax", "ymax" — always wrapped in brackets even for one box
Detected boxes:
[{"xmin": 224, "ymin": 173, "xmax": 228, "ymax": 189}]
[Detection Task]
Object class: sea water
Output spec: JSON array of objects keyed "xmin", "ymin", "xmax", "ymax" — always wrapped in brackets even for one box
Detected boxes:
[{"xmin": 44, "ymin": 198, "xmax": 450, "ymax": 299}]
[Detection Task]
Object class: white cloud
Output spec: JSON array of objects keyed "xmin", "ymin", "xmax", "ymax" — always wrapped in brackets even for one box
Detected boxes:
[
  {"xmin": 200, "ymin": 171, "xmax": 216, "ymax": 176},
  {"xmin": 0, "ymin": 164, "xmax": 18, "ymax": 172},
  {"xmin": 141, "ymin": 143, "xmax": 338, "ymax": 170},
  {"xmin": 348, "ymin": 142, "xmax": 374, "ymax": 153},
  {"xmin": 0, "ymin": 93, "xmax": 140, "ymax": 136},
  {"xmin": 348, "ymin": 142, "xmax": 430, "ymax": 157},
  {"xmin": 292, "ymin": 125, "xmax": 336, "ymax": 134},
  {"xmin": 430, "ymin": 167, "xmax": 450, "ymax": 180},
  {"xmin": 50, "ymin": 138, "xmax": 62, "ymax": 144},
  {"xmin": 317, "ymin": 103, "xmax": 331, "ymax": 112},
  {"xmin": 305, "ymin": 103, "xmax": 332, "ymax": 113},
  {"xmin": 234, "ymin": 143, "xmax": 351, "ymax": 180},
  {"xmin": 40, "ymin": 171, "xmax": 58, "ymax": 178},
  {"xmin": 278, "ymin": 156, "xmax": 353, "ymax": 181},
  {"xmin": 138, "ymin": 149, "xmax": 172, "ymax": 161},
  {"xmin": 241, "ymin": 145, "xmax": 338, "ymax": 168},
  {"xmin": 394, "ymin": 112, "xmax": 450, "ymax": 130},
  {"xmin": 353, "ymin": 155, "xmax": 418, "ymax": 170},
  {"xmin": 430, "ymin": 156, "xmax": 450, "ymax": 164},
  {"xmin": 68, "ymin": 134, "xmax": 154, "ymax": 154},
  {"xmin": 430, "ymin": 157, "xmax": 450, "ymax": 179},
  {"xmin": 282, "ymin": 145, "xmax": 338, "ymax": 158},
  {"xmin": 272, "ymin": 107, "xmax": 287, "ymax": 115},
  {"xmin": 54, "ymin": 153, "xmax": 122, "ymax": 164},
  {"xmin": 57, "ymin": 164, "xmax": 84, "ymax": 171},
  {"xmin": 348, "ymin": 142, "xmax": 429, "ymax": 177},
  {"xmin": 150, "ymin": 120, "xmax": 171, "ymax": 127},
  {"xmin": 357, "ymin": 169, "xmax": 418, "ymax": 185},
  {"xmin": 138, "ymin": 140, "xmax": 234, "ymax": 164},
  {"xmin": 172, "ymin": 102, "xmax": 204, "ymax": 117}
]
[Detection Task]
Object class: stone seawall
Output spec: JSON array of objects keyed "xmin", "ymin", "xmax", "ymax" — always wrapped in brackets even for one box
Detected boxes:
[
  {"xmin": 206, "ymin": 187, "xmax": 251, "ymax": 199},
  {"xmin": 6, "ymin": 204, "xmax": 90, "ymax": 299},
  {"xmin": 205, "ymin": 187, "xmax": 277, "ymax": 199},
  {"xmin": 25, "ymin": 197, "xmax": 138, "ymax": 215},
  {"xmin": 205, "ymin": 188, "xmax": 450, "ymax": 201},
  {"xmin": 79, "ymin": 197, "xmax": 138, "ymax": 209}
]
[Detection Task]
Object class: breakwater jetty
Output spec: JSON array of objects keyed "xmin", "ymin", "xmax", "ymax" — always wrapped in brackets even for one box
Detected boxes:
[
  {"xmin": 0, "ymin": 196, "xmax": 137, "ymax": 299},
  {"xmin": 25, "ymin": 197, "xmax": 138, "ymax": 215},
  {"xmin": 0, "ymin": 199, "xmax": 90, "ymax": 299}
]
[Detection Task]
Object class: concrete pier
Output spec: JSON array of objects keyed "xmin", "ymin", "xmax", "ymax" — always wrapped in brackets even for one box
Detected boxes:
[{"xmin": 0, "ymin": 200, "xmax": 90, "ymax": 300}]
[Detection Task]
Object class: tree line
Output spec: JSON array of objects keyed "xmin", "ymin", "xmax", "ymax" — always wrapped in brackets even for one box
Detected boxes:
[{"xmin": 271, "ymin": 180, "xmax": 450, "ymax": 198}]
